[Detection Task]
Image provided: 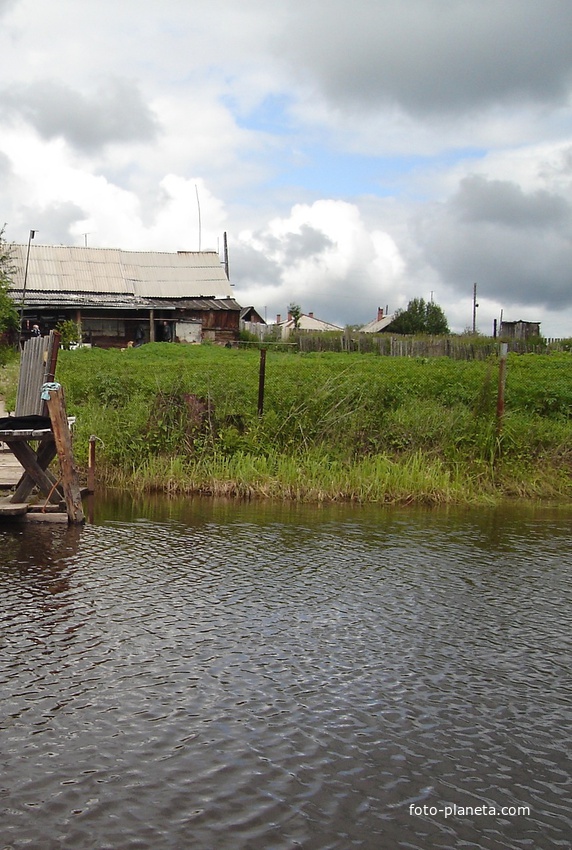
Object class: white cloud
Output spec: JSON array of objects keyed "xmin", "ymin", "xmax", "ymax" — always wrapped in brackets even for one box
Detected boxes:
[
  {"xmin": 234, "ymin": 200, "xmax": 407, "ymax": 325},
  {"xmin": 1, "ymin": 0, "xmax": 572, "ymax": 335}
]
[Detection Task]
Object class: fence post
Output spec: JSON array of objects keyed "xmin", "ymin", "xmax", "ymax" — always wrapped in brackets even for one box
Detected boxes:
[
  {"xmin": 88, "ymin": 435, "xmax": 96, "ymax": 493},
  {"xmin": 257, "ymin": 347, "xmax": 267, "ymax": 416},
  {"xmin": 496, "ymin": 343, "xmax": 508, "ymax": 437}
]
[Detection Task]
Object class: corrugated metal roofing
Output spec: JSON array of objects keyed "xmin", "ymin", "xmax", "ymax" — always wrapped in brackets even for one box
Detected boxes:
[
  {"xmin": 9, "ymin": 245, "xmax": 233, "ymax": 300},
  {"xmin": 278, "ymin": 314, "xmax": 342, "ymax": 331},
  {"xmin": 17, "ymin": 290, "xmax": 241, "ymax": 312},
  {"xmin": 359, "ymin": 314, "xmax": 396, "ymax": 333}
]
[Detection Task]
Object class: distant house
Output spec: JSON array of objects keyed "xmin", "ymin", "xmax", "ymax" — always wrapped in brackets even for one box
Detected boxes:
[
  {"xmin": 499, "ymin": 320, "xmax": 541, "ymax": 340},
  {"xmin": 9, "ymin": 244, "xmax": 241, "ymax": 347},
  {"xmin": 275, "ymin": 311, "xmax": 342, "ymax": 339},
  {"xmin": 240, "ymin": 306, "xmax": 266, "ymax": 325},
  {"xmin": 359, "ymin": 307, "xmax": 396, "ymax": 333},
  {"xmin": 240, "ymin": 306, "xmax": 268, "ymax": 340}
]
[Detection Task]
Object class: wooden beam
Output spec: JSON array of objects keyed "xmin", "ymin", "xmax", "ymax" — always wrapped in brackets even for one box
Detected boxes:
[
  {"xmin": 8, "ymin": 438, "xmax": 61, "ymax": 503},
  {"xmin": 0, "ymin": 502, "xmax": 29, "ymax": 517},
  {"xmin": 45, "ymin": 387, "xmax": 84, "ymax": 524}
]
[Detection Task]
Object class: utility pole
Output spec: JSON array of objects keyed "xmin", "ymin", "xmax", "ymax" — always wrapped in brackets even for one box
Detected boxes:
[
  {"xmin": 195, "ymin": 184, "xmax": 202, "ymax": 251},
  {"xmin": 472, "ymin": 282, "xmax": 478, "ymax": 334},
  {"xmin": 19, "ymin": 229, "xmax": 36, "ymax": 341},
  {"xmin": 223, "ymin": 232, "xmax": 230, "ymax": 280}
]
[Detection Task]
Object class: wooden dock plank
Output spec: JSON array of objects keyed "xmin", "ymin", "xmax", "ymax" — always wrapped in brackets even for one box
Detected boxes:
[
  {"xmin": 25, "ymin": 512, "xmax": 68, "ymax": 523},
  {"xmin": 0, "ymin": 502, "xmax": 29, "ymax": 516}
]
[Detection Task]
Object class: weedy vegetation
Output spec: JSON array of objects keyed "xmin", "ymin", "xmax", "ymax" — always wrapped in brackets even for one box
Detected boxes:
[{"xmin": 3, "ymin": 343, "xmax": 572, "ymax": 504}]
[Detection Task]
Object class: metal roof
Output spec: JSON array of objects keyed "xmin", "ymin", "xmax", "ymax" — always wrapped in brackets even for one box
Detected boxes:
[
  {"xmin": 359, "ymin": 314, "xmax": 396, "ymax": 333},
  {"xmin": 278, "ymin": 313, "xmax": 342, "ymax": 331},
  {"xmin": 9, "ymin": 245, "xmax": 234, "ymax": 300},
  {"xmin": 17, "ymin": 290, "xmax": 241, "ymax": 312}
]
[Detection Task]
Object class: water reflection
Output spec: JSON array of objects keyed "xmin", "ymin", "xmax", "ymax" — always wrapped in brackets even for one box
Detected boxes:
[{"xmin": 1, "ymin": 495, "xmax": 570, "ymax": 849}]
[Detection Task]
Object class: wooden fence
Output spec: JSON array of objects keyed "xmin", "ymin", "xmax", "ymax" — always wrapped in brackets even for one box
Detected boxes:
[{"xmin": 240, "ymin": 324, "xmax": 571, "ymax": 359}]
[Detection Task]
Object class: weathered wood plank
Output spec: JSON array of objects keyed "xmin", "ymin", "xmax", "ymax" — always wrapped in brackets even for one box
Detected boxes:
[
  {"xmin": 25, "ymin": 512, "xmax": 68, "ymax": 523},
  {"xmin": 45, "ymin": 387, "xmax": 84, "ymax": 524},
  {"xmin": 0, "ymin": 502, "xmax": 29, "ymax": 516},
  {"xmin": 15, "ymin": 332, "xmax": 60, "ymax": 417},
  {"xmin": 7, "ymin": 439, "xmax": 61, "ymax": 504},
  {"xmin": 0, "ymin": 429, "xmax": 53, "ymax": 438}
]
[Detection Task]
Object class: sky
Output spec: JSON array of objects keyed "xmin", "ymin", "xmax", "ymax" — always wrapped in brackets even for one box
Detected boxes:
[{"xmin": 1, "ymin": 0, "xmax": 572, "ymax": 336}]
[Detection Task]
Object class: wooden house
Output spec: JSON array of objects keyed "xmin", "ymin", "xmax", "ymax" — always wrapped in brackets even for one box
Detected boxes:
[
  {"xmin": 359, "ymin": 307, "xmax": 397, "ymax": 333},
  {"xmin": 275, "ymin": 311, "xmax": 342, "ymax": 339},
  {"xmin": 9, "ymin": 244, "xmax": 241, "ymax": 347}
]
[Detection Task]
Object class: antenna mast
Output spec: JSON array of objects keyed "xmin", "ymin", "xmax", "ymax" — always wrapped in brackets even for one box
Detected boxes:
[{"xmin": 195, "ymin": 184, "xmax": 202, "ymax": 251}]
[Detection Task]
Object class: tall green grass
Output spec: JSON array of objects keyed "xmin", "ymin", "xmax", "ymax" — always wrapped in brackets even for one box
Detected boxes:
[{"xmin": 4, "ymin": 343, "xmax": 570, "ymax": 504}]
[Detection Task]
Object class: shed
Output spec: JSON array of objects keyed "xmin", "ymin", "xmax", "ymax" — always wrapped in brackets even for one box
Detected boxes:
[{"xmin": 499, "ymin": 320, "xmax": 541, "ymax": 340}]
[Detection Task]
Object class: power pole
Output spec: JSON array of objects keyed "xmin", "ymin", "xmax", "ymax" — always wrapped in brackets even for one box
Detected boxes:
[
  {"xmin": 472, "ymin": 282, "xmax": 478, "ymax": 334},
  {"xmin": 19, "ymin": 229, "xmax": 36, "ymax": 340},
  {"xmin": 223, "ymin": 232, "xmax": 230, "ymax": 280}
]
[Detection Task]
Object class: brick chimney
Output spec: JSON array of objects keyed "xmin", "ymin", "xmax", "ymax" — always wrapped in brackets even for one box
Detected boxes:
[
  {"xmin": 287, "ymin": 311, "xmax": 292, "ymax": 321},
  {"xmin": 377, "ymin": 307, "xmax": 384, "ymax": 321},
  {"xmin": 276, "ymin": 314, "xmax": 281, "ymax": 324},
  {"xmin": 308, "ymin": 312, "xmax": 314, "ymax": 318}
]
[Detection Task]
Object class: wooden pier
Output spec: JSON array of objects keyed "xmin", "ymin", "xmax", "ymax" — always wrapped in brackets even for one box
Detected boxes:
[{"xmin": 0, "ymin": 333, "xmax": 85, "ymax": 524}]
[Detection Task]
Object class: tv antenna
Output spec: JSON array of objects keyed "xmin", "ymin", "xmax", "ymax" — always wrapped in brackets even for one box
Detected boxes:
[{"xmin": 195, "ymin": 184, "xmax": 202, "ymax": 251}]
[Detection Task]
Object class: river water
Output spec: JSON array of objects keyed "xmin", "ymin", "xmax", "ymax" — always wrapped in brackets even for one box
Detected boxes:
[{"xmin": 1, "ymin": 495, "xmax": 570, "ymax": 850}]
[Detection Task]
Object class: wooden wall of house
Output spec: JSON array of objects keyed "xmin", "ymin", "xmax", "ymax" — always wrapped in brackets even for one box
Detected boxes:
[
  {"xmin": 185, "ymin": 309, "xmax": 239, "ymax": 344},
  {"xmin": 189, "ymin": 310, "xmax": 239, "ymax": 331}
]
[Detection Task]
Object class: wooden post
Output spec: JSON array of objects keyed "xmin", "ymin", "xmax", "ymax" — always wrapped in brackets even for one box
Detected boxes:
[
  {"xmin": 46, "ymin": 386, "xmax": 84, "ymax": 524},
  {"xmin": 45, "ymin": 331, "xmax": 61, "ymax": 382},
  {"xmin": 257, "ymin": 347, "xmax": 267, "ymax": 416},
  {"xmin": 496, "ymin": 343, "xmax": 508, "ymax": 437},
  {"xmin": 41, "ymin": 330, "xmax": 61, "ymax": 416},
  {"xmin": 87, "ymin": 435, "xmax": 96, "ymax": 493}
]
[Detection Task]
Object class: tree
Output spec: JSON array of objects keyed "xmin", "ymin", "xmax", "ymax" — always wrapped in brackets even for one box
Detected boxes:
[
  {"xmin": 56, "ymin": 319, "xmax": 81, "ymax": 349},
  {"xmin": 425, "ymin": 301, "xmax": 450, "ymax": 335},
  {"xmin": 288, "ymin": 302, "xmax": 302, "ymax": 329},
  {"xmin": 0, "ymin": 225, "xmax": 19, "ymax": 338},
  {"xmin": 388, "ymin": 298, "xmax": 449, "ymax": 335}
]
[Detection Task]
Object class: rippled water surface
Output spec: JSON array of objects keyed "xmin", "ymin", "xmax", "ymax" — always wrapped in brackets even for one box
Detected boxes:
[{"xmin": 1, "ymin": 496, "xmax": 570, "ymax": 849}]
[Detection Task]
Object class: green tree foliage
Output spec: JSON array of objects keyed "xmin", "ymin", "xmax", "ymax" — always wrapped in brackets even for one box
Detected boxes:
[
  {"xmin": 56, "ymin": 319, "xmax": 81, "ymax": 349},
  {"xmin": 0, "ymin": 225, "xmax": 19, "ymax": 336},
  {"xmin": 287, "ymin": 302, "xmax": 302, "ymax": 329},
  {"xmin": 388, "ymin": 298, "xmax": 450, "ymax": 335}
]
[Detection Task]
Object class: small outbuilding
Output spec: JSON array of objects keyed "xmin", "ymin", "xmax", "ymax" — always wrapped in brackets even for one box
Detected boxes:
[{"xmin": 499, "ymin": 320, "xmax": 541, "ymax": 340}]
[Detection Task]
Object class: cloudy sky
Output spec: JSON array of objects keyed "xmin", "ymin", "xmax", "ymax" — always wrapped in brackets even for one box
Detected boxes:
[{"xmin": 1, "ymin": 0, "xmax": 572, "ymax": 335}]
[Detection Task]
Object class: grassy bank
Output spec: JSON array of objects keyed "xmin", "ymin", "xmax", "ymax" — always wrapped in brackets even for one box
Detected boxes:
[{"xmin": 3, "ymin": 343, "xmax": 571, "ymax": 504}]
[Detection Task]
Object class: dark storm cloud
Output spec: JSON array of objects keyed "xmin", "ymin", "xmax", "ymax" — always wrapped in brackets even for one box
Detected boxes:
[
  {"xmin": 281, "ymin": 224, "xmax": 333, "ymax": 264},
  {"xmin": 233, "ymin": 224, "xmax": 333, "ymax": 282},
  {"xmin": 418, "ymin": 176, "xmax": 572, "ymax": 308},
  {"xmin": 453, "ymin": 175, "xmax": 571, "ymax": 229},
  {"xmin": 0, "ymin": 78, "xmax": 158, "ymax": 152},
  {"xmin": 277, "ymin": 0, "xmax": 572, "ymax": 115},
  {"xmin": 230, "ymin": 241, "xmax": 281, "ymax": 286}
]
